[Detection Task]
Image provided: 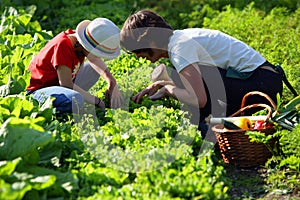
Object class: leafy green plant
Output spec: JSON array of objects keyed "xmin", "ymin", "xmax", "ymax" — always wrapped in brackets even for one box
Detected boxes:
[
  {"xmin": 0, "ymin": 95, "xmax": 79, "ymax": 199},
  {"xmin": 0, "ymin": 6, "xmax": 52, "ymax": 96},
  {"xmin": 72, "ymin": 106, "xmax": 229, "ymax": 199},
  {"xmin": 265, "ymin": 125, "xmax": 300, "ymax": 196}
]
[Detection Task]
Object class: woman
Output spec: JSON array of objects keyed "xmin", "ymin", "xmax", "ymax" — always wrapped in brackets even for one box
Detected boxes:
[
  {"xmin": 27, "ymin": 18, "xmax": 123, "ymax": 114},
  {"xmin": 120, "ymin": 10, "xmax": 283, "ymax": 135}
]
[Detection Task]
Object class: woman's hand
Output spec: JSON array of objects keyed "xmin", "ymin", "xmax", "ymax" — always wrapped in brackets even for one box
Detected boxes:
[
  {"xmin": 132, "ymin": 81, "xmax": 166, "ymax": 104},
  {"xmin": 149, "ymin": 86, "xmax": 171, "ymax": 100}
]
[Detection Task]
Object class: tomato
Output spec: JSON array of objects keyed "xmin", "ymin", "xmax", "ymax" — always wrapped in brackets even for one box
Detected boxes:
[{"xmin": 254, "ymin": 120, "xmax": 265, "ymax": 129}]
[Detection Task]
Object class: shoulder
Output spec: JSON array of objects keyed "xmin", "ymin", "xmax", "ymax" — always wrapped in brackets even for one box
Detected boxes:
[
  {"xmin": 169, "ymin": 28, "xmax": 219, "ymax": 48},
  {"xmin": 50, "ymin": 31, "xmax": 73, "ymax": 51},
  {"xmin": 168, "ymin": 29, "xmax": 196, "ymax": 52}
]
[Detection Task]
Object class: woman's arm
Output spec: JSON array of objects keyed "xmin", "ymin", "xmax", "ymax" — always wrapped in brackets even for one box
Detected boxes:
[
  {"xmin": 167, "ymin": 63, "xmax": 207, "ymax": 107},
  {"xmin": 132, "ymin": 63, "xmax": 207, "ymax": 108}
]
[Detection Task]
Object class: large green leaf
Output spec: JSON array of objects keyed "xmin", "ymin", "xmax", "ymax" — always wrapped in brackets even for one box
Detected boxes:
[
  {"xmin": 0, "ymin": 172, "xmax": 56, "ymax": 200},
  {"xmin": 0, "ymin": 178, "xmax": 32, "ymax": 200},
  {"xmin": 21, "ymin": 166, "xmax": 78, "ymax": 195},
  {"xmin": 0, "ymin": 157, "xmax": 21, "ymax": 176},
  {"xmin": 0, "ymin": 96, "xmax": 36, "ymax": 118},
  {"xmin": 0, "ymin": 117, "xmax": 54, "ymax": 161}
]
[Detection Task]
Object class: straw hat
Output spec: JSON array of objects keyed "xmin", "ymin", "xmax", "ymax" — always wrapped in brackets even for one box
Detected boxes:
[{"xmin": 76, "ymin": 18, "xmax": 120, "ymax": 59}]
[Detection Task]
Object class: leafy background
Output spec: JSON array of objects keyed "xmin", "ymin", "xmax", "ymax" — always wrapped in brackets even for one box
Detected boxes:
[{"xmin": 0, "ymin": 0, "xmax": 299, "ymax": 199}]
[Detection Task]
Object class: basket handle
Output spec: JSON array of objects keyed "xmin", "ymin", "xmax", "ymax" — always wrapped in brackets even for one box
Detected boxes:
[
  {"xmin": 240, "ymin": 91, "xmax": 277, "ymax": 110},
  {"xmin": 230, "ymin": 103, "xmax": 273, "ymax": 121}
]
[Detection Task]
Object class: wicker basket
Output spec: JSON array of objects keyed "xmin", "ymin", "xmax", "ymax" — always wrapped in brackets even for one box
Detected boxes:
[{"xmin": 212, "ymin": 91, "xmax": 277, "ymax": 168}]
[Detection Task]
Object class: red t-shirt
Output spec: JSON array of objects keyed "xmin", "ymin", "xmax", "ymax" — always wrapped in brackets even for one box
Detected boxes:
[{"xmin": 27, "ymin": 29, "xmax": 84, "ymax": 91}]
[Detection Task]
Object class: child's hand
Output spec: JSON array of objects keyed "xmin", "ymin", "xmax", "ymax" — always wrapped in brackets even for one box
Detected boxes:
[
  {"xmin": 95, "ymin": 97, "xmax": 105, "ymax": 110},
  {"xmin": 106, "ymin": 84, "xmax": 124, "ymax": 109}
]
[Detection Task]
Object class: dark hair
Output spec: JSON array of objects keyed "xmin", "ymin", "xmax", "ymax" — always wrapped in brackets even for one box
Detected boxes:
[{"xmin": 120, "ymin": 10, "xmax": 173, "ymax": 53}]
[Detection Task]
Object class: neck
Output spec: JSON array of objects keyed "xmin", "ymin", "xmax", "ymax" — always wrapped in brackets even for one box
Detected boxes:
[
  {"xmin": 67, "ymin": 34, "xmax": 77, "ymax": 47},
  {"xmin": 69, "ymin": 35, "xmax": 86, "ymax": 58}
]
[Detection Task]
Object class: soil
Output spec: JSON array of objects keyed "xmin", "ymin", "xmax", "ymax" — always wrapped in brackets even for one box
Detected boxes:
[
  {"xmin": 223, "ymin": 164, "xmax": 300, "ymax": 200},
  {"xmin": 210, "ymin": 145, "xmax": 299, "ymax": 199}
]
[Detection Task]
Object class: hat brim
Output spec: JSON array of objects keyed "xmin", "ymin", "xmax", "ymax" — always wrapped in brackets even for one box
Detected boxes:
[{"xmin": 76, "ymin": 20, "xmax": 120, "ymax": 60}]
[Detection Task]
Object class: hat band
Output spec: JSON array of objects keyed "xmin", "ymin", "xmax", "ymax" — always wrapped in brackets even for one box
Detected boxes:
[{"xmin": 84, "ymin": 27, "xmax": 118, "ymax": 54}]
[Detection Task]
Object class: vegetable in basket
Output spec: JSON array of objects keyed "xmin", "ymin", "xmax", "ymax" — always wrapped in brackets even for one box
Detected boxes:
[
  {"xmin": 222, "ymin": 117, "xmax": 252, "ymax": 130},
  {"xmin": 271, "ymin": 95, "xmax": 300, "ymax": 130}
]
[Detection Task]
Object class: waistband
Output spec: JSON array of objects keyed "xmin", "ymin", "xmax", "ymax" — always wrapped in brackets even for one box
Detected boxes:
[
  {"xmin": 258, "ymin": 61, "xmax": 278, "ymax": 73},
  {"xmin": 259, "ymin": 61, "xmax": 275, "ymax": 68},
  {"xmin": 260, "ymin": 61, "xmax": 298, "ymax": 97}
]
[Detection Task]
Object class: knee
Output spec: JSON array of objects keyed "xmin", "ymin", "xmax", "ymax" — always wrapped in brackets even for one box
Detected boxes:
[
  {"xmin": 52, "ymin": 92, "xmax": 84, "ymax": 114},
  {"xmin": 71, "ymin": 92, "xmax": 85, "ymax": 110}
]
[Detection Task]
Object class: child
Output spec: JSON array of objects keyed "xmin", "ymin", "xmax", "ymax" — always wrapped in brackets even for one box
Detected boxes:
[{"xmin": 26, "ymin": 18, "xmax": 123, "ymax": 114}]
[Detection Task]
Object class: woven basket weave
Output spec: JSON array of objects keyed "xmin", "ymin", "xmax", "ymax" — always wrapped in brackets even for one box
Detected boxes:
[{"xmin": 212, "ymin": 91, "xmax": 277, "ymax": 168}]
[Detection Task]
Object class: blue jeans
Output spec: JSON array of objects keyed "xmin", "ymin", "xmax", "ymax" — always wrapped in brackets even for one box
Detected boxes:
[{"xmin": 29, "ymin": 62, "xmax": 100, "ymax": 114}]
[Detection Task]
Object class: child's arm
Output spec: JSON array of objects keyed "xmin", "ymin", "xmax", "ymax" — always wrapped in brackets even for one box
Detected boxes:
[
  {"xmin": 86, "ymin": 53, "xmax": 123, "ymax": 108},
  {"xmin": 57, "ymin": 65, "xmax": 105, "ymax": 109}
]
